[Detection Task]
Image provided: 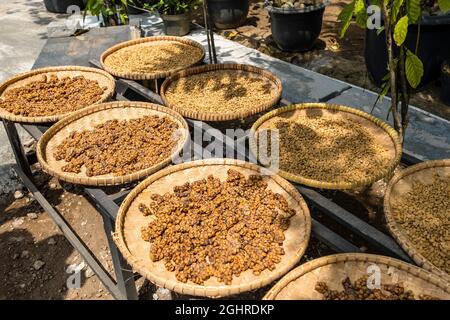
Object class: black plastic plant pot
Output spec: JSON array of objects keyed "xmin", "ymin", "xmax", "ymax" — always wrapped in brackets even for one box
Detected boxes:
[
  {"xmin": 208, "ymin": 0, "xmax": 250, "ymax": 29},
  {"xmin": 365, "ymin": 14, "xmax": 450, "ymax": 88},
  {"xmin": 441, "ymin": 60, "xmax": 450, "ymax": 105},
  {"xmin": 160, "ymin": 12, "xmax": 191, "ymax": 36},
  {"xmin": 43, "ymin": 0, "xmax": 85, "ymax": 13},
  {"xmin": 266, "ymin": 2, "xmax": 329, "ymax": 52}
]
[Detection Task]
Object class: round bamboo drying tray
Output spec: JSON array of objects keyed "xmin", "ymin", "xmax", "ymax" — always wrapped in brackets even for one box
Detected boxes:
[
  {"xmin": 36, "ymin": 101, "xmax": 189, "ymax": 186},
  {"xmin": 249, "ymin": 103, "xmax": 402, "ymax": 190},
  {"xmin": 100, "ymin": 36, "xmax": 205, "ymax": 80},
  {"xmin": 264, "ymin": 253, "xmax": 450, "ymax": 300},
  {"xmin": 0, "ymin": 66, "xmax": 115, "ymax": 123},
  {"xmin": 384, "ymin": 159, "xmax": 450, "ymax": 282},
  {"xmin": 160, "ymin": 64, "xmax": 283, "ymax": 121},
  {"xmin": 114, "ymin": 158, "xmax": 311, "ymax": 298}
]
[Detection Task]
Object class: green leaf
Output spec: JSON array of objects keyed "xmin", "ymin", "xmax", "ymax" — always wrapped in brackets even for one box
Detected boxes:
[
  {"xmin": 392, "ymin": 0, "xmax": 404, "ymax": 21},
  {"xmin": 407, "ymin": 0, "xmax": 421, "ymax": 23},
  {"xmin": 380, "ymin": 80, "xmax": 391, "ymax": 99},
  {"xmin": 355, "ymin": 10, "xmax": 368, "ymax": 28},
  {"xmin": 394, "ymin": 16, "xmax": 409, "ymax": 46},
  {"xmin": 405, "ymin": 50, "xmax": 424, "ymax": 88},
  {"xmin": 355, "ymin": 0, "xmax": 364, "ymax": 13},
  {"xmin": 376, "ymin": 26, "xmax": 385, "ymax": 35},
  {"xmin": 338, "ymin": 0, "xmax": 356, "ymax": 38},
  {"xmin": 438, "ymin": 0, "xmax": 450, "ymax": 13}
]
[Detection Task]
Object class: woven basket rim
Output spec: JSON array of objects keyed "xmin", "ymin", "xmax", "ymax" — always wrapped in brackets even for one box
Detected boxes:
[
  {"xmin": 100, "ymin": 36, "xmax": 206, "ymax": 80},
  {"xmin": 384, "ymin": 159, "xmax": 450, "ymax": 282},
  {"xmin": 0, "ymin": 66, "xmax": 115, "ymax": 123},
  {"xmin": 114, "ymin": 158, "xmax": 312, "ymax": 298},
  {"xmin": 36, "ymin": 101, "xmax": 189, "ymax": 186},
  {"xmin": 249, "ymin": 103, "xmax": 403, "ymax": 190},
  {"xmin": 263, "ymin": 253, "xmax": 450, "ymax": 300},
  {"xmin": 160, "ymin": 63, "xmax": 283, "ymax": 122}
]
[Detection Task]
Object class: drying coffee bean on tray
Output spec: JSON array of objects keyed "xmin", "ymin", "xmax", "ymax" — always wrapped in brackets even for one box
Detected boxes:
[
  {"xmin": 53, "ymin": 115, "xmax": 180, "ymax": 176},
  {"xmin": 0, "ymin": 74, "xmax": 104, "ymax": 117},
  {"xmin": 139, "ymin": 169, "xmax": 296, "ymax": 285},
  {"xmin": 104, "ymin": 42, "xmax": 204, "ymax": 75},
  {"xmin": 315, "ymin": 276, "xmax": 438, "ymax": 300},
  {"xmin": 391, "ymin": 174, "xmax": 450, "ymax": 275},
  {"xmin": 164, "ymin": 70, "xmax": 278, "ymax": 114},
  {"xmin": 260, "ymin": 115, "xmax": 392, "ymax": 184}
]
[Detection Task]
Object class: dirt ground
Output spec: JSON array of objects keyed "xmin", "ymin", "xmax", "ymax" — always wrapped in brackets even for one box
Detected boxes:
[{"xmin": 0, "ymin": 0, "xmax": 446, "ymax": 300}]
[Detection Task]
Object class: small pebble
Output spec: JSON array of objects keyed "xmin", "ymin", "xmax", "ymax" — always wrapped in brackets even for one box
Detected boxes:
[
  {"xmin": 14, "ymin": 190, "xmax": 24, "ymax": 199},
  {"xmin": 48, "ymin": 238, "xmax": 56, "ymax": 245},
  {"xmin": 27, "ymin": 212, "xmax": 38, "ymax": 219},
  {"xmin": 33, "ymin": 260, "xmax": 45, "ymax": 271},
  {"xmin": 12, "ymin": 217, "xmax": 25, "ymax": 228}
]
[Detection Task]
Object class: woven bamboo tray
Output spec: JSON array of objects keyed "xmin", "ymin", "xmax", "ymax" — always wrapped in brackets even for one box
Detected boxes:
[
  {"xmin": 36, "ymin": 101, "xmax": 189, "ymax": 186},
  {"xmin": 264, "ymin": 253, "xmax": 450, "ymax": 300},
  {"xmin": 160, "ymin": 64, "xmax": 283, "ymax": 121},
  {"xmin": 384, "ymin": 159, "xmax": 450, "ymax": 282},
  {"xmin": 114, "ymin": 158, "xmax": 311, "ymax": 298},
  {"xmin": 0, "ymin": 66, "xmax": 115, "ymax": 123},
  {"xmin": 249, "ymin": 103, "xmax": 402, "ymax": 190},
  {"xmin": 100, "ymin": 36, "xmax": 205, "ymax": 80}
]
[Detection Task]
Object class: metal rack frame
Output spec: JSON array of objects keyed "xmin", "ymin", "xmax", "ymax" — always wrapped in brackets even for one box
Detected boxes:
[{"xmin": 2, "ymin": 55, "xmax": 420, "ymax": 299}]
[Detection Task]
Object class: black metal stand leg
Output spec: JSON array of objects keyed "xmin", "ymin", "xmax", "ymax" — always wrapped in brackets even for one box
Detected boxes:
[
  {"xmin": 101, "ymin": 213, "xmax": 139, "ymax": 300},
  {"xmin": 203, "ymin": 0, "xmax": 218, "ymax": 64},
  {"xmin": 3, "ymin": 120, "xmax": 33, "ymax": 178}
]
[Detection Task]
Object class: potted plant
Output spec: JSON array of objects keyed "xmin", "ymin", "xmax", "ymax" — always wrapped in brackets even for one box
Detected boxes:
[
  {"xmin": 363, "ymin": 0, "xmax": 450, "ymax": 87},
  {"xmin": 207, "ymin": 0, "xmax": 250, "ymax": 29},
  {"xmin": 84, "ymin": 0, "xmax": 129, "ymax": 26},
  {"xmin": 44, "ymin": 0, "xmax": 86, "ymax": 13},
  {"xmin": 144, "ymin": 0, "xmax": 202, "ymax": 36},
  {"xmin": 339, "ymin": 0, "xmax": 449, "ymax": 141},
  {"xmin": 265, "ymin": 0, "xmax": 330, "ymax": 52}
]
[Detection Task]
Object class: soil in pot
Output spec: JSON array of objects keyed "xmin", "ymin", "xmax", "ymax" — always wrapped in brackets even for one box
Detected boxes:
[
  {"xmin": 208, "ymin": 0, "xmax": 250, "ymax": 29},
  {"xmin": 44, "ymin": 0, "xmax": 85, "ymax": 13},
  {"xmin": 160, "ymin": 12, "xmax": 191, "ymax": 36},
  {"xmin": 266, "ymin": 0, "xmax": 329, "ymax": 52},
  {"xmin": 441, "ymin": 60, "xmax": 450, "ymax": 105}
]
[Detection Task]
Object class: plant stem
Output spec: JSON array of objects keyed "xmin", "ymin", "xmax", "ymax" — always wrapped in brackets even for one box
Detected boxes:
[
  {"xmin": 381, "ymin": 1, "xmax": 403, "ymax": 141},
  {"xmin": 399, "ymin": 45, "xmax": 409, "ymax": 139}
]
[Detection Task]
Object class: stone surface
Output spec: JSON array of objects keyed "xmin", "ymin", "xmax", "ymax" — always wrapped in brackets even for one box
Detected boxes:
[{"xmin": 33, "ymin": 260, "xmax": 45, "ymax": 271}]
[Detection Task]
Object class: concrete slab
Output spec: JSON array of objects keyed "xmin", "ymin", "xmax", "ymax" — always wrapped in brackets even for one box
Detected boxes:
[
  {"xmin": 0, "ymin": 0, "xmax": 68, "ymax": 195},
  {"xmin": 33, "ymin": 26, "xmax": 138, "ymax": 68}
]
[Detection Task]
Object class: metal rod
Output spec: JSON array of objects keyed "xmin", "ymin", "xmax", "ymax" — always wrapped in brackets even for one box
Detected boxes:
[
  {"xmin": 203, "ymin": 0, "xmax": 217, "ymax": 63},
  {"xmin": 100, "ymin": 211, "xmax": 139, "ymax": 300},
  {"xmin": 202, "ymin": 2, "xmax": 213, "ymax": 64},
  {"xmin": 3, "ymin": 120, "xmax": 33, "ymax": 178}
]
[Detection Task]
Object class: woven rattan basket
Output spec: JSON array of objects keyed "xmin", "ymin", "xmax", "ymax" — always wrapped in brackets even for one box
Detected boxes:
[
  {"xmin": 160, "ymin": 64, "xmax": 283, "ymax": 121},
  {"xmin": 36, "ymin": 101, "xmax": 189, "ymax": 186},
  {"xmin": 249, "ymin": 103, "xmax": 402, "ymax": 190},
  {"xmin": 100, "ymin": 36, "xmax": 205, "ymax": 80},
  {"xmin": 264, "ymin": 253, "xmax": 450, "ymax": 300},
  {"xmin": 384, "ymin": 159, "xmax": 450, "ymax": 282},
  {"xmin": 0, "ymin": 66, "xmax": 115, "ymax": 123},
  {"xmin": 114, "ymin": 158, "xmax": 311, "ymax": 298}
]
